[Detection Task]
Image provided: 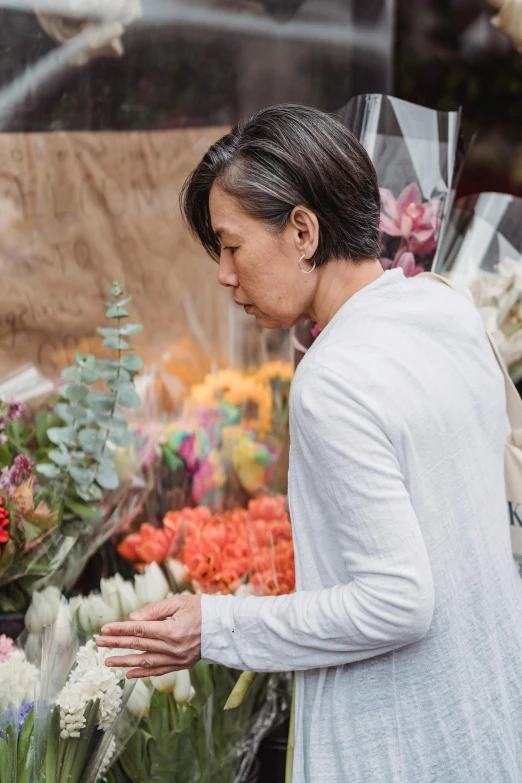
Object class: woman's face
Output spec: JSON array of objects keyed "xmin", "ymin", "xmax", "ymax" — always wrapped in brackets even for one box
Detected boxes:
[{"xmin": 209, "ymin": 184, "xmax": 318, "ymax": 330}]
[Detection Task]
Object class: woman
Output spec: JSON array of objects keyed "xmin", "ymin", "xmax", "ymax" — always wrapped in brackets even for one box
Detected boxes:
[{"xmin": 97, "ymin": 104, "xmax": 522, "ymax": 782}]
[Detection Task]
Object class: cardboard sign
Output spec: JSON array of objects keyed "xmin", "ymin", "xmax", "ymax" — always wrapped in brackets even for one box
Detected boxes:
[{"xmin": 0, "ymin": 127, "xmax": 231, "ymax": 378}]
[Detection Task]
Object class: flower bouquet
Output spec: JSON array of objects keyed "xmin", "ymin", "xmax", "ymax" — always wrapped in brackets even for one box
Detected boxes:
[
  {"xmin": 339, "ymin": 93, "xmax": 465, "ymax": 276},
  {"xmin": 0, "ymin": 281, "xmax": 152, "ymax": 614},
  {"xmin": 0, "ymin": 633, "xmax": 37, "ymax": 783},
  {"xmin": 293, "ymin": 93, "xmax": 466, "ymax": 358},
  {"xmin": 157, "ymin": 362, "xmax": 293, "ymax": 515},
  {"xmin": 434, "ymin": 192, "xmax": 522, "ymax": 384}
]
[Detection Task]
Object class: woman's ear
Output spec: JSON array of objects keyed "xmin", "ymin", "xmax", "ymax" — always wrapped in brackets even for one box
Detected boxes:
[{"xmin": 289, "ymin": 206, "xmax": 319, "ymax": 259}]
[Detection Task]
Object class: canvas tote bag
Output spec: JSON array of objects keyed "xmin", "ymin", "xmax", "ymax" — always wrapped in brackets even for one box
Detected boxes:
[{"xmin": 423, "ymin": 271, "xmax": 522, "ymax": 575}]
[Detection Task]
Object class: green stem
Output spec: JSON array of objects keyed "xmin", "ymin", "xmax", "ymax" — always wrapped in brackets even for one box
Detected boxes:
[
  {"xmin": 68, "ymin": 699, "xmax": 99, "ymax": 783},
  {"xmin": 44, "ymin": 705, "xmax": 61, "ymax": 783},
  {"xmin": 285, "ymin": 676, "xmax": 296, "ymax": 783}
]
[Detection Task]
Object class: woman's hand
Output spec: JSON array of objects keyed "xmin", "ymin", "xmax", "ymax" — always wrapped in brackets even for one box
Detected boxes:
[{"xmin": 96, "ymin": 594, "xmax": 202, "ymax": 678}]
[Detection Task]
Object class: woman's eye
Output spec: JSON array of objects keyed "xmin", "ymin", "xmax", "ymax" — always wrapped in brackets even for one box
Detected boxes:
[{"xmin": 224, "ymin": 247, "xmax": 238, "ymax": 255}]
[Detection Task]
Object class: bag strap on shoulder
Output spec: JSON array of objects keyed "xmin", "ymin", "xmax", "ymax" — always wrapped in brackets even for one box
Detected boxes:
[{"xmin": 421, "ymin": 271, "xmax": 522, "ymax": 447}]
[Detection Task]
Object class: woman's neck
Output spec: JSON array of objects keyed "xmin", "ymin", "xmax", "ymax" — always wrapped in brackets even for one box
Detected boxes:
[{"xmin": 307, "ymin": 258, "xmax": 384, "ymax": 328}]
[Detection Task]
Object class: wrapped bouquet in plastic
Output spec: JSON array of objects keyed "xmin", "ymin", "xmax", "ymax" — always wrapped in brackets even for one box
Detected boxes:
[
  {"xmin": 434, "ymin": 192, "xmax": 522, "ymax": 385},
  {"xmin": 0, "ymin": 282, "xmax": 152, "ymax": 614}
]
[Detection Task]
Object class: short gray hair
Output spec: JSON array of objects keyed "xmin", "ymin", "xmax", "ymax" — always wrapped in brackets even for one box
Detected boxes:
[{"xmin": 180, "ymin": 103, "xmax": 381, "ymax": 267}]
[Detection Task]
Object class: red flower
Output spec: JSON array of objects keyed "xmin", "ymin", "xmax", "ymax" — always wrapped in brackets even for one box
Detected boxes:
[{"xmin": 0, "ymin": 498, "xmax": 10, "ymax": 548}]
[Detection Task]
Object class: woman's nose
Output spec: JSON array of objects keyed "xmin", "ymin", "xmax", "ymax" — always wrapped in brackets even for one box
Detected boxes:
[{"xmin": 217, "ymin": 260, "xmax": 239, "ymax": 288}]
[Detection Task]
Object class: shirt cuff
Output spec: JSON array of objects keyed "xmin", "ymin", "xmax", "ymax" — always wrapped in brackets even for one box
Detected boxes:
[{"xmin": 201, "ymin": 593, "xmax": 238, "ymax": 666}]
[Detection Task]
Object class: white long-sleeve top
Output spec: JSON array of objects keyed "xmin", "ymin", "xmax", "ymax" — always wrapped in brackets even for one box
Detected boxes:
[{"xmin": 202, "ymin": 269, "xmax": 522, "ymax": 782}]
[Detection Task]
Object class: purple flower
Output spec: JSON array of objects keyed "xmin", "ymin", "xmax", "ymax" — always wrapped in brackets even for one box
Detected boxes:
[
  {"xmin": 380, "ymin": 184, "xmax": 443, "ymax": 256},
  {"xmin": 19, "ymin": 702, "xmax": 33, "ymax": 729},
  {"xmin": 0, "ymin": 434, "xmax": 7, "ymax": 446},
  {"xmin": 6, "ymin": 402, "xmax": 25, "ymax": 423},
  {"xmin": 0, "ymin": 455, "xmax": 35, "ymax": 494}
]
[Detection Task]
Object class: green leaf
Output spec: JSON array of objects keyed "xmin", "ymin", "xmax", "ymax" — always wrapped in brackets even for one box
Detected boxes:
[
  {"xmin": 21, "ymin": 519, "xmax": 42, "ymax": 543},
  {"xmin": 17, "ymin": 707, "xmax": 34, "ymax": 783},
  {"xmin": 96, "ymin": 327, "xmax": 120, "ymax": 338},
  {"xmin": 61, "ymin": 384, "xmax": 88, "ymax": 402},
  {"xmin": 86, "ymin": 392, "xmax": 115, "ymax": 413},
  {"xmin": 35, "ymin": 409, "xmax": 62, "ymax": 447},
  {"xmin": 47, "ymin": 426, "xmax": 76, "ymax": 447},
  {"xmin": 81, "ymin": 369, "xmax": 102, "ymax": 385},
  {"xmin": 61, "ymin": 366, "xmax": 82, "ymax": 383},
  {"xmin": 78, "ymin": 429, "xmax": 105, "ymax": 453},
  {"xmin": 105, "ymin": 370, "xmax": 132, "ymax": 386},
  {"xmin": 109, "ymin": 282, "xmax": 125, "ymax": 298},
  {"xmin": 116, "ymin": 294, "xmax": 132, "ymax": 307},
  {"xmin": 0, "ymin": 444, "xmax": 11, "ymax": 468},
  {"xmin": 95, "ymin": 414, "xmax": 128, "ymax": 433},
  {"xmin": 120, "ymin": 354, "xmax": 144, "ymax": 373},
  {"xmin": 76, "ymin": 484, "xmax": 103, "ymax": 502},
  {"xmin": 106, "ymin": 429, "xmax": 134, "ymax": 447},
  {"xmin": 48, "ymin": 449, "xmax": 70, "ymax": 467},
  {"xmin": 69, "ymin": 464, "xmax": 95, "ymax": 487},
  {"xmin": 60, "ymin": 515, "xmax": 88, "ymax": 537},
  {"xmin": 36, "ymin": 463, "xmax": 61, "ymax": 479},
  {"xmin": 65, "ymin": 496, "xmax": 100, "ymax": 519},
  {"xmin": 95, "ymin": 463, "xmax": 119, "ymax": 490},
  {"xmin": 117, "ymin": 385, "xmax": 141, "ymax": 409},
  {"xmin": 106, "ymin": 305, "xmax": 129, "ymax": 319},
  {"xmin": 119, "ymin": 323, "xmax": 143, "ymax": 336},
  {"xmin": 102, "ymin": 336, "xmax": 132, "ymax": 351}
]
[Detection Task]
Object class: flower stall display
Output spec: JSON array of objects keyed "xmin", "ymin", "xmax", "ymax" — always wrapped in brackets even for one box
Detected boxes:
[
  {"xmin": 0, "ymin": 282, "xmax": 152, "ymax": 615},
  {"xmin": 117, "ymin": 495, "xmax": 295, "ymax": 597},
  {"xmin": 157, "ymin": 363, "xmax": 293, "ymax": 514},
  {"xmin": 434, "ymin": 192, "xmax": 522, "ymax": 384}
]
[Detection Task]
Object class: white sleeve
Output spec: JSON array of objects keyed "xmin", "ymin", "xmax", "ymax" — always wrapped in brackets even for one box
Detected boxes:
[{"xmin": 200, "ymin": 364, "xmax": 434, "ymax": 672}]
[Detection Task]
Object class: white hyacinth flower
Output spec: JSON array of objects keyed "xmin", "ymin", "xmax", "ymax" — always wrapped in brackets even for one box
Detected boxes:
[
  {"xmin": 57, "ymin": 682, "xmax": 89, "ymax": 738},
  {"xmin": 96, "ymin": 737, "xmax": 117, "ymax": 782},
  {"xmin": 126, "ymin": 678, "xmax": 152, "ymax": 718},
  {"xmin": 24, "ymin": 586, "xmax": 62, "ymax": 633},
  {"xmin": 58, "ymin": 640, "xmax": 124, "ymax": 737},
  {"xmin": 173, "ymin": 669, "xmax": 192, "ymax": 705},
  {"xmin": 0, "ymin": 652, "xmax": 37, "ymax": 708},
  {"xmin": 151, "ymin": 671, "xmax": 177, "ymax": 693},
  {"xmin": 134, "ymin": 562, "xmax": 169, "ymax": 608}
]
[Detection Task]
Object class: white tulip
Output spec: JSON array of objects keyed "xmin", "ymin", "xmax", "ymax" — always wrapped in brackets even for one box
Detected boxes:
[
  {"xmin": 134, "ymin": 562, "xmax": 169, "ymax": 608},
  {"xmin": 173, "ymin": 669, "xmax": 192, "ymax": 705},
  {"xmin": 115, "ymin": 575, "xmax": 141, "ymax": 617},
  {"xmin": 100, "ymin": 578, "xmax": 122, "ymax": 618},
  {"xmin": 53, "ymin": 601, "xmax": 74, "ymax": 646},
  {"xmin": 166, "ymin": 559, "xmax": 188, "ymax": 586},
  {"xmin": 234, "ymin": 583, "xmax": 254, "ymax": 597},
  {"xmin": 126, "ymin": 678, "xmax": 152, "ymax": 718},
  {"xmin": 151, "ymin": 671, "xmax": 177, "ymax": 693},
  {"xmin": 25, "ymin": 586, "xmax": 62, "ymax": 633},
  {"xmin": 78, "ymin": 594, "xmax": 119, "ymax": 634}
]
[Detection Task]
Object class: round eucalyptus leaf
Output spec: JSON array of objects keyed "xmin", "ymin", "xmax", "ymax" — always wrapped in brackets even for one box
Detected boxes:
[
  {"xmin": 120, "ymin": 354, "xmax": 144, "ymax": 373},
  {"xmin": 36, "ymin": 463, "xmax": 61, "ymax": 479},
  {"xmin": 61, "ymin": 384, "xmax": 88, "ymax": 402},
  {"xmin": 95, "ymin": 463, "xmax": 119, "ymax": 490},
  {"xmin": 119, "ymin": 323, "xmax": 143, "ymax": 337}
]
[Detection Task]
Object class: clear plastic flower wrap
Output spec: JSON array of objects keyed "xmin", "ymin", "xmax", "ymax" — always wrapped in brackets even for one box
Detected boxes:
[
  {"xmin": 434, "ymin": 192, "xmax": 522, "ymax": 385},
  {"xmin": 107, "ymin": 663, "xmax": 289, "ymax": 783},
  {"xmin": 293, "ymin": 93, "xmax": 466, "ymax": 361},
  {"xmin": 0, "ymin": 631, "xmax": 37, "ymax": 783},
  {"xmin": 33, "ymin": 613, "xmax": 137, "ymax": 783},
  {"xmin": 339, "ymin": 93, "xmax": 465, "ymax": 276},
  {"xmin": 0, "ymin": 282, "xmax": 156, "ymax": 613}
]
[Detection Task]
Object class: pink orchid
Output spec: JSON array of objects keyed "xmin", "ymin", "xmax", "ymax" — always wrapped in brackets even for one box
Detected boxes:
[
  {"xmin": 380, "ymin": 251, "xmax": 425, "ymax": 277},
  {"xmin": 380, "ymin": 184, "xmax": 443, "ymax": 256},
  {"xmin": 0, "ymin": 634, "xmax": 16, "ymax": 663},
  {"xmin": 311, "ymin": 323, "xmax": 322, "ymax": 339}
]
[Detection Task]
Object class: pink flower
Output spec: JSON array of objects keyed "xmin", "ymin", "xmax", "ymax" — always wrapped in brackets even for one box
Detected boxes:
[
  {"xmin": 380, "ymin": 251, "xmax": 425, "ymax": 278},
  {"xmin": 192, "ymin": 452, "xmax": 226, "ymax": 504},
  {"xmin": 0, "ymin": 634, "xmax": 16, "ymax": 663},
  {"xmin": 380, "ymin": 184, "xmax": 443, "ymax": 256},
  {"xmin": 311, "ymin": 323, "xmax": 322, "ymax": 339}
]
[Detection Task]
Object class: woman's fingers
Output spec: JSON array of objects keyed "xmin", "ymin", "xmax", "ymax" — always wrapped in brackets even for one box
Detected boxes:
[
  {"xmin": 96, "ymin": 635, "xmax": 173, "ymax": 655},
  {"xmin": 106, "ymin": 652, "xmax": 175, "ymax": 670},
  {"xmin": 99, "ymin": 619, "xmax": 172, "ymax": 640},
  {"xmin": 126, "ymin": 665, "xmax": 176, "ymax": 679}
]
